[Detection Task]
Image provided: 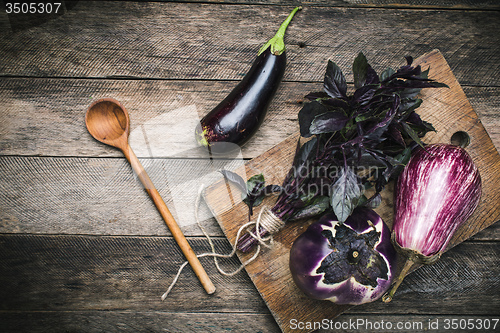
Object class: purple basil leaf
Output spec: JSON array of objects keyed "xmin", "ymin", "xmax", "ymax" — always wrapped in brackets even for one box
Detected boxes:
[
  {"xmin": 399, "ymin": 86, "xmax": 423, "ymax": 100},
  {"xmin": 429, "ymin": 81, "xmax": 449, "ymax": 88},
  {"xmin": 310, "ymin": 112, "xmax": 349, "ymax": 135},
  {"xmin": 323, "ymin": 98, "xmax": 350, "ymax": 110},
  {"xmin": 353, "ymin": 52, "xmax": 379, "ymax": 88},
  {"xmin": 324, "ymin": 60, "xmax": 347, "ymax": 99},
  {"xmin": 405, "ymin": 55, "xmax": 413, "ymax": 66},
  {"xmin": 289, "ymin": 196, "xmax": 330, "ymax": 221},
  {"xmin": 246, "ymin": 174, "xmax": 265, "ymax": 194},
  {"xmin": 298, "ymin": 101, "xmax": 330, "ymax": 137},
  {"xmin": 406, "ymin": 111, "xmax": 425, "ymax": 126},
  {"xmin": 422, "ymin": 120, "xmax": 436, "ymax": 132},
  {"xmin": 380, "ymin": 67, "xmax": 395, "ymax": 82},
  {"xmin": 359, "ymin": 192, "xmax": 382, "ymax": 209},
  {"xmin": 388, "ymin": 123, "xmax": 406, "ymax": 147},
  {"xmin": 219, "ymin": 170, "xmax": 248, "ymax": 196},
  {"xmin": 401, "ymin": 121, "xmax": 425, "ymax": 149},
  {"xmin": 284, "ymin": 137, "xmax": 318, "ymax": 190},
  {"xmin": 389, "ymin": 147, "xmax": 412, "ymax": 178},
  {"xmin": 353, "ymin": 84, "xmax": 378, "ymax": 105},
  {"xmin": 365, "ymin": 95, "xmax": 400, "ymax": 140},
  {"xmin": 400, "ymin": 81, "xmax": 448, "ymax": 102},
  {"xmin": 243, "ymin": 193, "xmax": 265, "ymax": 216},
  {"xmin": 401, "ymin": 64, "xmax": 421, "ymax": 78},
  {"xmin": 353, "ymin": 52, "xmax": 369, "ymax": 89},
  {"xmin": 354, "ymin": 111, "xmax": 378, "ymax": 123},
  {"xmin": 364, "ymin": 149, "xmax": 393, "ymax": 171},
  {"xmin": 294, "ymin": 136, "xmax": 318, "ymax": 173},
  {"xmin": 399, "ymin": 98, "xmax": 423, "ymax": 118},
  {"xmin": 305, "ymin": 91, "xmax": 330, "ymax": 101},
  {"xmin": 376, "ymin": 173, "xmax": 392, "ymax": 193},
  {"xmin": 264, "ymin": 184, "xmax": 283, "ymax": 195},
  {"xmin": 383, "ymin": 63, "xmax": 427, "ymax": 83},
  {"xmin": 358, "ymin": 153, "xmax": 387, "ymax": 168},
  {"xmin": 330, "ymin": 167, "xmax": 364, "ymax": 222},
  {"xmin": 366, "ymin": 65, "xmax": 380, "ymax": 85},
  {"xmin": 243, "ymin": 174, "xmax": 265, "ymax": 217},
  {"xmin": 282, "ymin": 138, "xmax": 302, "ymax": 187}
]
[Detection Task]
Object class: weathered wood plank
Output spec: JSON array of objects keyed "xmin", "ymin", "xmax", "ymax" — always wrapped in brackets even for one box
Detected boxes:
[
  {"xmin": 0, "ymin": 79, "xmax": 498, "ymax": 159},
  {"xmin": 0, "ymin": 79, "xmax": 303, "ymax": 159},
  {"xmin": 0, "ymin": 156, "xmax": 241, "ymax": 236},
  {"xmin": 465, "ymin": 86, "xmax": 500, "ymax": 155},
  {"xmin": 1, "ymin": 312, "xmax": 499, "ymax": 333},
  {"xmin": 470, "ymin": 221, "xmax": 500, "ymax": 241},
  {"xmin": 0, "ymin": 311, "xmax": 280, "ymax": 333},
  {"xmin": 128, "ymin": 0, "xmax": 500, "ymax": 10},
  {"xmin": 0, "ymin": 235, "xmax": 497, "ymax": 315},
  {"xmin": 1, "ymin": 2, "xmax": 497, "ymax": 332},
  {"xmin": 0, "ymin": 155, "xmax": 498, "ymax": 238},
  {"xmin": 0, "ymin": 235, "xmax": 267, "ymax": 313},
  {"xmin": 0, "ymin": 3, "xmax": 498, "ymax": 86}
]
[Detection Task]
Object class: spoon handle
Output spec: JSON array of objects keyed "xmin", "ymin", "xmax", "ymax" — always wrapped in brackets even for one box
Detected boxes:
[{"xmin": 122, "ymin": 144, "xmax": 216, "ymax": 295}]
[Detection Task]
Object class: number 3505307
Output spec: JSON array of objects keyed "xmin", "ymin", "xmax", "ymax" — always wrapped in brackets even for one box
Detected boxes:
[{"xmin": 5, "ymin": 3, "xmax": 62, "ymax": 14}]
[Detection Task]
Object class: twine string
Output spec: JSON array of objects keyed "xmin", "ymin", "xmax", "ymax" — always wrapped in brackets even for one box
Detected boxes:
[
  {"xmin": 247, "ymin": 204, "xmax": 285, "ymax": 248},
  {"xmin": 161, "ymin": 184, "xmax": 285, "ymax": 300}
]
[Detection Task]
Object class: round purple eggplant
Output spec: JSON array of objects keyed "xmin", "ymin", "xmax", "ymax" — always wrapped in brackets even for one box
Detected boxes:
[
  {"xmin": 195, "ymin": 7, "xmax": 301, "ymax": 154},
  {"xmin": 383, "ymin": 143, "xmax": 481, "ymax": 302},
  {"xmin": 289, "ymin": 207, "xmax": 396, "ymax": 305}
]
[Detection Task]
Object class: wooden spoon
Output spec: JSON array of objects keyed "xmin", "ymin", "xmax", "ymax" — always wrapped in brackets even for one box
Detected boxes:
[{"xmin": 85, "ymin": 97, "xmax": 216, "ymax": 295}]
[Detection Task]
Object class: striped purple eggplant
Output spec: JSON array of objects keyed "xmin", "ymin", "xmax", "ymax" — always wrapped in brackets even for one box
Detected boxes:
[
  {"xmin": 383, "ymin": 143, "xmax": 481, "ymax": 302},
  {"xmin": 289, "ymin": 207, "xmax": 397, "ymax": 305}
]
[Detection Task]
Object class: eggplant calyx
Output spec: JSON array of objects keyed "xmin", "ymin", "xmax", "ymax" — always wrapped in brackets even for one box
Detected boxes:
[
  {"xmin": 382, "ymin": 234, "xmax": 442, "ymax": 303},
  {"xmin": 195, "ymin": 125, "xmax": 210, "ymax": 147},
  {"xmin": 258, "ymin": 6, "xmax": 302, "ymax": 56},
  {"xmin": 317, "ymin": 224, "xmax": 388, "ymax": 288}
]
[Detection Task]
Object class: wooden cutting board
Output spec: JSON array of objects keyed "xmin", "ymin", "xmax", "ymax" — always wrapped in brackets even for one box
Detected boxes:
[{"xmin": 203, "ymin": 49, "xmax": 500, "ymax": 333}]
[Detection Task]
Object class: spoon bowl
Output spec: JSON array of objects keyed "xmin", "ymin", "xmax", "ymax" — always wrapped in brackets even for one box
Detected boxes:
[
  {"xmin": 85, "ymin": 98, "xmax": 129, "ymax": 148},
  {"xmin": 85, "ymin": 98, "xmax": 215, "ymax": 295}
]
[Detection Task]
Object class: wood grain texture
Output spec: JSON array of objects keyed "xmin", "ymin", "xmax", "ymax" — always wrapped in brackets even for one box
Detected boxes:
[
  {"xmin": 126, "ymin": 0, "xmax": 500, "ymax": 10},
  {"xmin": 0, "ymin": 155, "xmax": 498, "ymax": 238},
  {"xmin": 0, "ymin": 79, "xmax": 498, "ymax": 159},
  {"xmin": 0, "ymin": 311, "xmax": 281, "ymax": 333},
  {"xmin": 0, "ymin": 3, "xmax": 499, "ymax": 86},
  {"xmin": 1, "ymin": 313, "xmax": 499, "ymax": 333},
  {"xmin": 203, "ymin": 50, "xmax": 500, "ymax": 332},
  {"xmin": 471, "ymin": 221, "xmax": 500, "ymax": 241},
  {"xmin": 0, "ymin": 156, "xmax": 245, "ymax": 236},
  {"xmin": 0, "ymin": 235, "xmax": 266, "ymax": 313},
  {"xmin": 0, "ymin": 234, "xmax": 497, "ymax": 315},
  {"xmin": 0, "ymin": 78, "xmax": 304, "ymax": 159},
  {"xmin": 1, "ymin": 1, "xmax": 499, "ymax": 332}
]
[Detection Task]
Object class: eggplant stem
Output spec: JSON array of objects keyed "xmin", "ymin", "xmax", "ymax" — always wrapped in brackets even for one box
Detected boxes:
[
  {"xmin": 258, "ymin": 6, "xmax": 302, "ymax": 56},
  {"xmin": 382, "ymin": 257, "xmax": 416, "ymax": 303}
]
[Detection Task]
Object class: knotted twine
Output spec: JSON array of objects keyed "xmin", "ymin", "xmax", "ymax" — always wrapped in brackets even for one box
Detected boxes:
[{"xmin": 161, "ymin": 185, "xmax": 285, "ymax": 300}]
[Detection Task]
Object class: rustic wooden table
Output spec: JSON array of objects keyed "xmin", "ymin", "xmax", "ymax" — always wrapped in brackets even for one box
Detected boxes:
[{"xmin": 1, "ymin": 1, "xmax": 499, "ymax": 332}]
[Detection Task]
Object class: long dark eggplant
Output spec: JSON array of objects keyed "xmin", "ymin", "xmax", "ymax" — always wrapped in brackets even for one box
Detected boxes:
[{"xmin": 195, "ymin": 6, "xmax": 301, "ymax": 153}]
